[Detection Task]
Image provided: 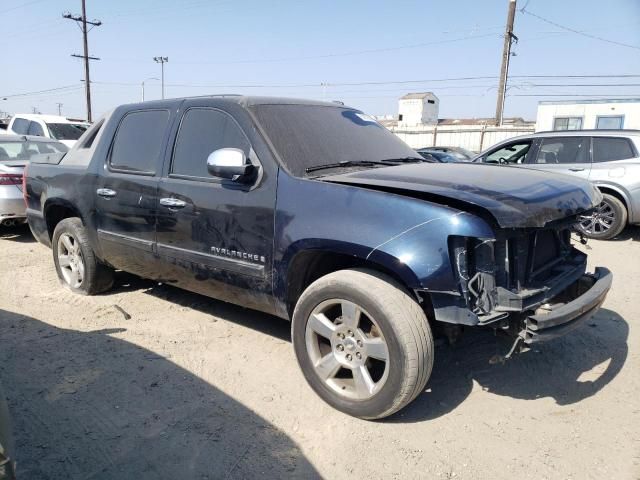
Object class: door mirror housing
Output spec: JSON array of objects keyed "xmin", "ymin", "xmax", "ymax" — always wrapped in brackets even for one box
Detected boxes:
[{"xmin": 206, "ymin": 148, "xmax": 255, "ymax": 182}]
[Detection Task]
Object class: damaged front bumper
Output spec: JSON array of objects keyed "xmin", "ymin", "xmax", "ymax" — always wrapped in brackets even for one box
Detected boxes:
[
  {"xmin": 428, "ymin": 227, "xmax": 613, "ymax": 350},
  {"xmin": 521, "ymin": 267, "xmax": 612, "ymax": 343}
]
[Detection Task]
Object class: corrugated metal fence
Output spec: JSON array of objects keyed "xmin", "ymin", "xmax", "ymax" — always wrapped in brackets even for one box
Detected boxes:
[{"xmin": 390, "ymin": 125, "xmax": 536, "ymax": 152}]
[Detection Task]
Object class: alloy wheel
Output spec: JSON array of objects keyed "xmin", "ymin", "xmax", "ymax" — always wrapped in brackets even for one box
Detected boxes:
[
  {"xmin": 57, "ymin": 233, "xmax": 85, "ymax": 288},
  {"xmin": 305, "ymin": 299, "xmax": 390, "ymax": 401},
  {"xmin": 579, "ymin": 200, "xmax": 616, "ymax": 235}
]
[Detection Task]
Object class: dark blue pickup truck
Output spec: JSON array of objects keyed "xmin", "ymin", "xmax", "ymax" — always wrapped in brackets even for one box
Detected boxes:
[{"xmin": 24, "ymin": 96, "xmax": 612, "ymax": 419}]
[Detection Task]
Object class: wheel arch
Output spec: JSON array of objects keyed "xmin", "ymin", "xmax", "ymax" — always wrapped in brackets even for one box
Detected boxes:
[
  {"xmin": 279, "ymin": 242, "xmax": 423, "ymax": 319},
  {"xmin": 43, "ymin": 199, "xmax": 84, "ymax": 240},
  {"xmin": 593, "ymin": 183, "xmax": 631, "ymax": 224}
]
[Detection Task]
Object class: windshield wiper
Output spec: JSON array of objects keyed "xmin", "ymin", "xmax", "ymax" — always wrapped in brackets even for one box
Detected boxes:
[
  {"xmin": 378, "ymin": 156, "xmax": 428, "ymax": 163},
  {"xmin": 305, "ymin": 160, "xmax": 392, "ymax": 173}
]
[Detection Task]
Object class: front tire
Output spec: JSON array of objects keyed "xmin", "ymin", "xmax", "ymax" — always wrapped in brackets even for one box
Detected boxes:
[
  {"xmin": 52, "ymin": 217, "xmax": 114, "ymax": 295},
  {"xmin": 292, "ymin": 269, "xmax": 434, "ymax": 419},
  {"xmin": 578, "ymin": 193, "xmax": 627, "ymax": 240}
]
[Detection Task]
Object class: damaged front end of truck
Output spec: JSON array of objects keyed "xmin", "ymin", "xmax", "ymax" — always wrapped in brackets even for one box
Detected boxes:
[{"xmin": 445, "ymin": 218, "xmax": 612, "ymax": 356}]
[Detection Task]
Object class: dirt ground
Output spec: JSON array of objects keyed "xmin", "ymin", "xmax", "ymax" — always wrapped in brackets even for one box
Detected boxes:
[{"xmin": 0, "ymin": 224, "xmax": 638, "ymax": 479}]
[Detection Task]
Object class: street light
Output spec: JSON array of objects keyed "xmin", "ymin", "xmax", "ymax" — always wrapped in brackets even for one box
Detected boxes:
[
  {"xmin": 141, "ymin": 77, "xmax": 159, "ymax": 102},
  {"xmin": 153, "ymin": 56, "xmax": 168, "ymax": 99}
]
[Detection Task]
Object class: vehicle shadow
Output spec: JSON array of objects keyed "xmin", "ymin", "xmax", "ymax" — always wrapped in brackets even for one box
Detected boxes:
[
  {"xmin": 108, "ymin": 272, "xmax": 292, "ymax": 342},
  {"xmin": 392, "ymin": 308, "xmax": 628, "ymax": 423},
  {"xmin": 0, "ymin": 224, "xmax": 34, "ymax": 243},
  {"xmin": 103, "ymin": 273, "xmax": 628, "ymax": 424},
  {"xmin": 609, "ymin": 224, "xmax": 640, "ymax": 242},
  {"xmin": 0, "ymin": 309, "xmax": 319, "ymax": 479}
]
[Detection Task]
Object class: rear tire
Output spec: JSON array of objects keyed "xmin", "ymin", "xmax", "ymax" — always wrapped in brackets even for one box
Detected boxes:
[
  {"xmin": 292, "ymin": 268, "xmax": 434, "ymax": 419},
  {"xmin": 52, "ymin": 217, "xmax": 114, "ymax": 295},
  {"xmin": 578, "ymin": 193, "xmax": 627, "ymax": 240}
]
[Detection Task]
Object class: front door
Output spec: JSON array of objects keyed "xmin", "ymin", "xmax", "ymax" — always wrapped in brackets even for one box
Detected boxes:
[
  {"xmin": 524, "ymin": 136, "xmax": 592, "ymax": 180},
  {"xmin": 95, "ymin": 108, "xmax": 173, "ymax": 276},
  {"xmin": 155, "ymin": 104, "xmax": 277, "ymax": 313}
]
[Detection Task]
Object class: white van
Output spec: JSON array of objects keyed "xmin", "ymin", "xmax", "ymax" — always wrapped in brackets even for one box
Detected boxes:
[{"xmin": 8, "ymin": 114, "xmax": 89, "ymax": 147}]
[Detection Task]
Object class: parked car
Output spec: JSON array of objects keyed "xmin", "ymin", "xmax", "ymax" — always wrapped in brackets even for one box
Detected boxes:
[
  {"xmin": 418, "ymin": 146, "xmax": 475, "ymax": 161},
  {"xmin": 8, "ymin": 114, "xmax": 89, "ymax": 148},
  {"xmin": 416, "ymin": 148, "xmax": 459, "ymax": 163},
  {"xmin": 474, "ymin": 130, "xmax": 640, "ymax": 240},
  {"xmin": 25, "ymin": 96, "xmax": 611, "ymax": 419},
  {"xmin": 0, "ymin": 135, "xmax": 68, "ymax": 227}
]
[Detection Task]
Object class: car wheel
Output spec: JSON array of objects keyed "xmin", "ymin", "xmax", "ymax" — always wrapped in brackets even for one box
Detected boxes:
[
  {"xmin": 292, "ymin": 268, "xmax": 434, "ymax": 419},
  {"xmin": 578, "ymin": 193, "xmax": 627, "ymax": 240},
  {"xmin": 52, "ymin": 217, "xmax": 114, "ymax": 295}
]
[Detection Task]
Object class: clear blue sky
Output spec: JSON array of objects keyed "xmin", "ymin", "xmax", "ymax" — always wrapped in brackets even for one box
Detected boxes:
[{"xmin": 2, "ymin": 0, "xmax": 639, "ymax": 120}]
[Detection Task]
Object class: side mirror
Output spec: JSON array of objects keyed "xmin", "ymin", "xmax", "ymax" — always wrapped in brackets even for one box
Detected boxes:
[{"xmin": 206, "ymin": 148, "xmax": 255, "ymax": 182}]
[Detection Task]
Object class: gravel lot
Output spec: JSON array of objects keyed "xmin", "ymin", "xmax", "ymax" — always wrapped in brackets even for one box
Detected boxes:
[{"xmin": 0, "ymin": 224, "xmax": 638, "ymax": 479}]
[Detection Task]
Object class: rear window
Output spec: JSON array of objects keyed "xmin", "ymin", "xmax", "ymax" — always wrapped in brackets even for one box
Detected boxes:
[
  {"xmin": 0, "ymin": 140, "xmax": 67, "ymax": 161},
  {"xmin": 109, "ymin": 110, "xmax": 170, "ymax": 174},
  {"xmin": 592, "ymin": 137, "xmax": 636, "ymax": 162},
  {"xmin": 47, "ymin": 123, "xmax": 88, "ymax": 141}
]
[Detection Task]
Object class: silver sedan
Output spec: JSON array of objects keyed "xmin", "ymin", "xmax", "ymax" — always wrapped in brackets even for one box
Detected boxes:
[{"xmin": 0, "ymin": 135, "xmax": 68, "ymax": 227}]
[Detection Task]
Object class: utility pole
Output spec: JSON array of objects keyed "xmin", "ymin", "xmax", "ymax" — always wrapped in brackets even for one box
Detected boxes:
[
  {"xmin": 56, "ymin": 103, "xmax": 63, "ymax": 116},
  {"xmin": 63, "ymin": 0, "xmax": 101, "ymax": 122},
  {"xmin": 495, "ymin": 0, "xmax": 518, "ymax": 126},
  {"xmin": 141, "ymin": 77, "xmax": 159, "ymax": 102},
  {"xmin": 153, "ymin": 57, "xmax": 169, "ymax": 99}
]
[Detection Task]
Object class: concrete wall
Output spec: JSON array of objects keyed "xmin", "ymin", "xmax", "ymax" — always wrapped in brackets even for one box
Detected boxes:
[
  {"xmin": 389, "ymin": 124, "xmax": 535, "ymax": 152},
  {"xmin": 536, "ymin": 100, "xmax": 640, "ymax": 131}
]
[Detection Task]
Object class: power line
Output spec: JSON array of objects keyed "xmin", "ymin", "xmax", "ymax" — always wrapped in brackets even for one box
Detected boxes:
[
  {"xmin": 88, "ymin": 74, "xmax": 640, "ymax": 90},
  {"xmin": 101, "ymin": 32, "xmax": 500, "ymax": 67},
  {"xmin": 5, "ymin": 74, "xmax": 639, "ymax": 99},
  {"xmin": 521, "ymin": 7, "xmax": 640, "ymax": 51},
  {"xmin": 510, "ymin": 94, "xmax": 640, "ymax": 97},
  {"xmin": 0, "ymin": 84, "xmax": 83, "ymax": 99},
  {"xmin": 0, "ymin": 0, "xmax": 47, "ymax": 14}
]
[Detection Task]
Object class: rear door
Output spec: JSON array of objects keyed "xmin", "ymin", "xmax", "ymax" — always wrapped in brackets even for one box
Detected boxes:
[
  {"xmin": 155, "ymin": 101, "xmax": 278, "ymax": 312},
  {"xmin": 525, "ymin": 136, "xmax": 591, "ymax": 180},
  {"xmin": 95, "ymin": 108, "xmax": 173, "ymax": 276}
]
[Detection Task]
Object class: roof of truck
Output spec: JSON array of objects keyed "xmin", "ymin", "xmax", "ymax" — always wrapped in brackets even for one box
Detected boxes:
[{"xmin": 123, "ymin": 95, "xmax": 353, "ymax": 110}]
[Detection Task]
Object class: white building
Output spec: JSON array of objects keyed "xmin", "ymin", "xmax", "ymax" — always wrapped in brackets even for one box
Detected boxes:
[
  {"xmin": 536, "ymin": 98, "xmax": 640, "ymax": 132},
  {"xmin": 398, "ymin": 92, "xmax": 439, "ymax": 127}
]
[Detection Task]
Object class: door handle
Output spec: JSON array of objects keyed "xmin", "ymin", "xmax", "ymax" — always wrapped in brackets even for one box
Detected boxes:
[
  {"xmin": 96, "ymin": 188, "xmax": 117, "ymax": 198},
  {"xmin": 160, "ymin": 197, "xmax": 187, "ymax": 209},
  {"xmin": 569, "ymin": 168, "xmax": 585, "ymax": 172}
]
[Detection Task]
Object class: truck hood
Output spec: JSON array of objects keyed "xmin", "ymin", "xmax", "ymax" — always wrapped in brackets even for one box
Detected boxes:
[{"xmin": 322, "ymin": 163, "xmax": 601, "ymax": 228}]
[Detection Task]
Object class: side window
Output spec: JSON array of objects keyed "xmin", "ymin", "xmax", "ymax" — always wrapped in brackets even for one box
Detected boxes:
[
  {"xmin": 12, "ymin": 118, "xmax": 29, "ymax": 134},
  {"xmin": 486, "ymin": 141, "xmax": 531, "ymax": 164},
  {"xmin": 553, "ymin": 117, "xmax": 583, "ymax": 131},
  {"xmin": 171, "ymin": 108, "xmax": 250, "ymax": 178},
  {"xmin": 534, "ymin": 137, "xmax": 588, "ymax": 164},
  {"xmin": 593, "ymin": 137, "xmax": 635, "ymax": 162},
  {"xmin": 27, "ymin": 121, "xmax": 45, "ymax": 137},
  {"xmin": 109, "ymin": 110, "xmax": 169, "ymax": 174}
]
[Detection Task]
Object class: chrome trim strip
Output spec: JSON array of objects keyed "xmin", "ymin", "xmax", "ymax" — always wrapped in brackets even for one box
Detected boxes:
[{"xmin": 157, "ymin": 243, "xmax": 265, "ymax": 278}]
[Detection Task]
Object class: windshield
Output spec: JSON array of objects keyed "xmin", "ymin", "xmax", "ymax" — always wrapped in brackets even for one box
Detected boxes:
[
  {"xmin": 0, "ymin": 140, "xmax": 68, "ymax": 161},
  {"xmin": 47, "ymin": 123, "xmax": 88, "ymax": 141},
  {"xmin": 250, "ymin": 104, "xmax": 422, "ymax": 177}
]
